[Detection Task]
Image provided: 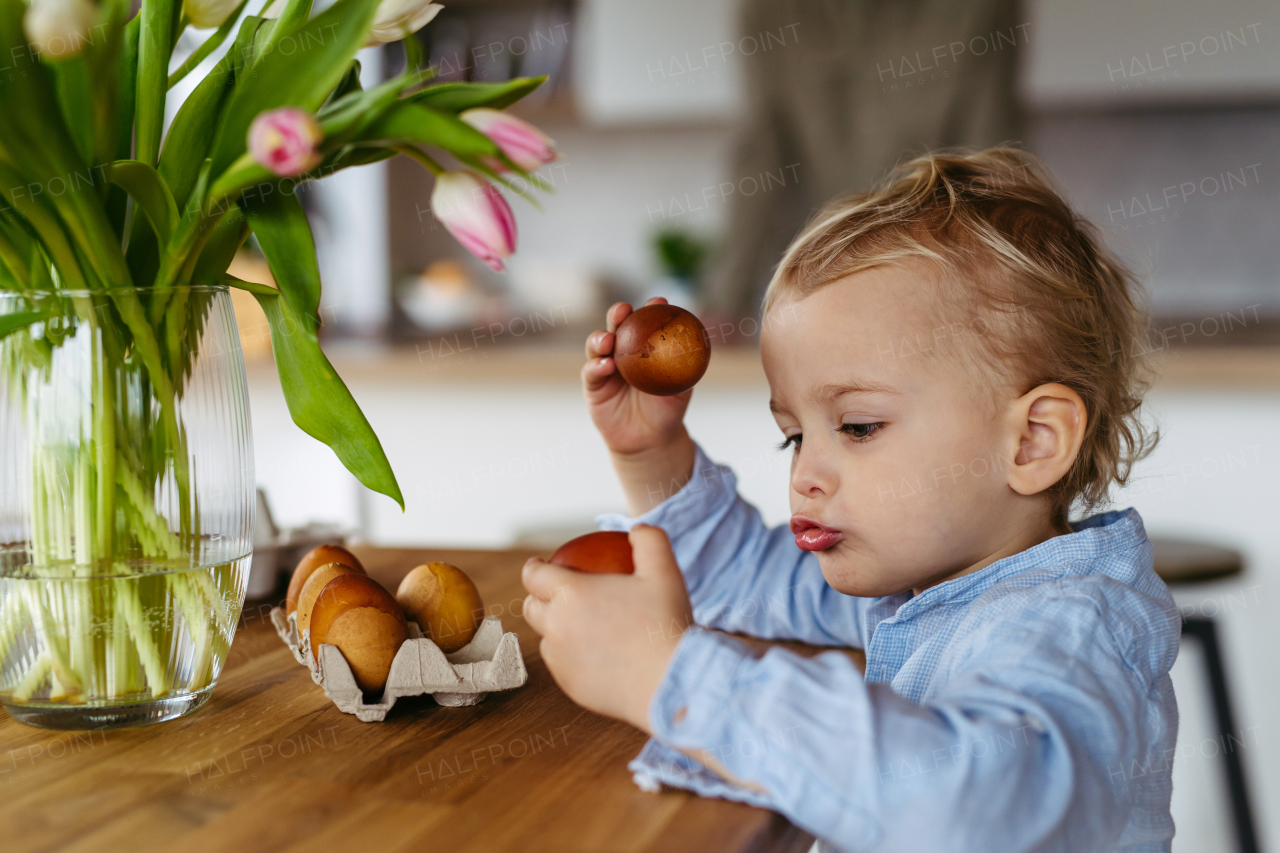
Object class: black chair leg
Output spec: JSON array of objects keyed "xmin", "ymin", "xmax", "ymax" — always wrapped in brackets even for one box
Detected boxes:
[{"xmin": 1181, "ymin": 616, "xmax": 1260, "ymax": 853}]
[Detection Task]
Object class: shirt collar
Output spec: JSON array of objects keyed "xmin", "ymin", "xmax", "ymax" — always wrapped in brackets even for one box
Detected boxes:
[{"xmin": 886, "ymin": 507, "xmax": 1147, "ymax": 618}]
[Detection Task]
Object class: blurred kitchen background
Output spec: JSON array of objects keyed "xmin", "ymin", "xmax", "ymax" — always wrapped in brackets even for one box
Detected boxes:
[{"xmin": 189, "ymin": 0, "xmax": 1280, "ymax": 849}]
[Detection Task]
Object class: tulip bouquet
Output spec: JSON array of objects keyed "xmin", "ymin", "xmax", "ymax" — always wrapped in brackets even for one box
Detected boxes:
[{"xmin": 0, "ymin": 0, "xmax": 555, "ymax": 720}]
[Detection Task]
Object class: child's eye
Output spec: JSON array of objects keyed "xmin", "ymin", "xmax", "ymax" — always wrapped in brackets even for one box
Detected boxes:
[
  {"xmin": 839, "ymin": 422, "xmax": 883, "ymax": 442},
  {"xmin": 776, "ymin": 433, "xmax": 801, "ymax": 452}
]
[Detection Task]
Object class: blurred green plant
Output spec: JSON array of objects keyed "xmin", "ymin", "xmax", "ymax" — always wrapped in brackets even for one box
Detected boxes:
[{"xmin": 653, "ymin": 229, "xmax": 708, "ymax": 286}]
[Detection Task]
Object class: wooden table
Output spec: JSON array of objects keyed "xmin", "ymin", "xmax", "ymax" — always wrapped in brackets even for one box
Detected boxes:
[{"xmin": 0, "ymin": 547, "xmax": 830, "ymax": 853}]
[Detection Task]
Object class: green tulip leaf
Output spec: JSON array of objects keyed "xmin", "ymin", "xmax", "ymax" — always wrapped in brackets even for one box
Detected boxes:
[
  {"xmin": 256, "ymin": 0, "xmax": 313, "ymax": 55},
  {"xmin": 228, "ymin": 14, "xmax": 269, "ymax": 82},
  {"xmin": 244, "ymin": 188, "xmax": 403, "ymax": 509},
  {"xmin": 106, "ymin": 161, "xmax": 180, "ymax": 247},
  {"xmin": 160, "ymin": 59, "xmax": 236, "ymax": 211},
  {"xmin": 316, "ymin": 75, "xmax": 419, "ymax": 149},
  {"xmin": 190, "ymin": 209, "xmax": 249, "ymax": 289},
  {"xmin": 52, "ymin": 57, "xmax": 94, "ymax": 167},
  {"xmin": 409, "ymin": 77, "xmax": 547, "ymax": 113},
  {"xmin": 205, "ymin": 154, "xmax": 276, "ymax": 206},
  {"xmin": 360, "ymin": 103, "xmax": 498, "ymax": 156},
  {"xmin": 0, "ymin": 222, "xmax": 39, "ymax": 289},
  {"xmin": 327, "ymin": 59, "xmax": 364, "ymax": 105},
  {"xmin": 135, "ymin": 0, "xmax": 178, "ymax": 167},
  {"xmin": 325, "ymin": 146, "xmax": 398, "ymax": 171},
  {"xmin": 220, "ymin": 275, "xmax": 279, "ymax": 298},
  {"xmin": 0, "ymin": 311, "xmax": 49, "ymax": 343}
]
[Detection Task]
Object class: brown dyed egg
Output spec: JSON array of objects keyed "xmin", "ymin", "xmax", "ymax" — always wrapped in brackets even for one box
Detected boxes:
[
  {"xmin": 550, "ymin": 531, "xmax": 635, "ymax": 574},
  {"xmin": 297, "ymin": 562, "xmax": 363, "ymax": 640},
  {"xmin": 310, "ymin": 574, "xmax": 408, "ymax": 693},
  {"xmin": 614, "ymin": 304, "xmax": 711, "ymax": 396},
  {"xmin": 396, "ymin": 563, "xmax": 485, "ymax": 654},
  {"xmin": 286, "ymin": 544, "xmax": 364, "ymax": 615}
]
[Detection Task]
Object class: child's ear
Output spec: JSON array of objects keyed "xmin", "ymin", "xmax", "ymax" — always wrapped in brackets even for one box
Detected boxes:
[{"xmin": 1002, "ymin": 383, "xmax": 1088, "ymax": 497}]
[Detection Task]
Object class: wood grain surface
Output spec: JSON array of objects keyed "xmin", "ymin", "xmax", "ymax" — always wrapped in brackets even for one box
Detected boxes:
[
  {"xmin": 263, "ymin": 342, "xmax": 1280, "ymax": 389},
  {"xmin": 0, "ymin": 546, "xmax": 845, "ymax": 853}
]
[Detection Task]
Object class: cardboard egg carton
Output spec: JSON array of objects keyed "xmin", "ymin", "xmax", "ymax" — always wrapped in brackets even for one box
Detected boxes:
[{"xmin": 269, "ymin": 608, "xmax": 528, "ymax": 722}]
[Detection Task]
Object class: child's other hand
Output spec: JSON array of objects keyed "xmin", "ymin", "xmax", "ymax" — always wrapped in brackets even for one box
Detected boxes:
[
  {"xmin": 583, "ymin": 298, "xmax": 693, "ymax": 456},
  {"xmin": 521, "ymin": 524, "xmax": 693, "ymax": 733}
]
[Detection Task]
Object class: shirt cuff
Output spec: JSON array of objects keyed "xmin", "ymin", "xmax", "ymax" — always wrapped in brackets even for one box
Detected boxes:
[
  {"xmin": 628, "ymin": 738, "xmax": 775, "ymax": 810},
  {"xmin": 629, "ymin": 624, "xmax": 775, "ymax": 806},
  {"xmin": 648, "ymin": 624, "xmax": 753, "ymax": 740},
  {"xmin": 628, "ymin": 625, "xmax": 783, "ymax": 803},
  {"xmin": 593, "ymin": 442, "xmax": 738, "ymax": 538}
]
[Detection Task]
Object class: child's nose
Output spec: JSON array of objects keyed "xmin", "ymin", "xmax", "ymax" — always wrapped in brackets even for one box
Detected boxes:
[{"xmin": 790, "ymin": 444, "xmax": 837, "ymax": 497}]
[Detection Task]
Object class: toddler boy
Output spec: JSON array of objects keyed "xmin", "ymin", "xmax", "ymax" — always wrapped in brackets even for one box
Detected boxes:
[{"xmin": 522, "ymin": 149, "xmax": 1180, "ymax": 852}]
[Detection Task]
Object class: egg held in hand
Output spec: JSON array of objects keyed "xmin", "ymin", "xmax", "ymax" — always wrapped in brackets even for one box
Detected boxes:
[
  {"xmin": 614, "ymin": 304, "xmax": 711, "ymax": 396},
  {"xmin": 296, "ymin": 562, "xmax": 363, "ymax": 640},
  {"xmin": 549, "ymin": 531, "xmax": 635, "ymax": 574},
  {"xmin": 396, "ymin": 562, "xmax": 485, "ymax": 654},
  {"xmin": 286, "ymin": 544, "xmax": 364, "ymax": 615},
  {"xmin": 310, "ymin": 574, "xmax": 409, "ymax": 693}
]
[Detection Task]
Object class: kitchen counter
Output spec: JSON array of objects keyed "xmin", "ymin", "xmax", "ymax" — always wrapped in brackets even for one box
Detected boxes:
[
  {"xmin": 0, "ymin": 546, "xmax": 850, "ymax": 853},
  {"xmin": 246, "ymin": 341, "xmax": 1280, "ymax": 390}
]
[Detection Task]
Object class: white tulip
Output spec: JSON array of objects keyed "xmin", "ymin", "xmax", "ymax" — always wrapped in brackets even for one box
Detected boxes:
[
  {"xmin": 24, "ymin": 0, "xmax": 98, "ymax": 59},
  {"xmin": 366, "ymin": 0, "xmax": 442, "ymax": 47},
  {"xmin": 183, "ymin": 0, "xmax": 242, "ymax": 29}
]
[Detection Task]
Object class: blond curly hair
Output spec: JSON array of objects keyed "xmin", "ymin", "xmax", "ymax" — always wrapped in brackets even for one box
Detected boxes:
[{"xmin": 762, "ymin": 147, "xmax": 1158, "ymax": 523}]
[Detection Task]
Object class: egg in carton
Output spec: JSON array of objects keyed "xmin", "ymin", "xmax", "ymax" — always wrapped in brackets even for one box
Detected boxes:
[{"xmin": 270, "ymin": 608, "xmax": 527, "ymax": 722}]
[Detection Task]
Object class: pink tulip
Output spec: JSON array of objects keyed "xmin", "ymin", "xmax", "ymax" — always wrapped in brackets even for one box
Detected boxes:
[
  {"xmin": 430, "ymin": 172, "xmax": 517, "ymax": 273},
  {"xmin": 460, "ymin": 108, "xmax": 557, "ymax": 173},
  {"xmin": 247, "ymin": 108, "xmax": 324, "ymax": 178}
]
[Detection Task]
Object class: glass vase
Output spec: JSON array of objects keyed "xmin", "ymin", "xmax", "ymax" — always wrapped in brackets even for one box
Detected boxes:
[{"xmin": 0, "ymin": 286, "xmax": 254, "ymax": 729}]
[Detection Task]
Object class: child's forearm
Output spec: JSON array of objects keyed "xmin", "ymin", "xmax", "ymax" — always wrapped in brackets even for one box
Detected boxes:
[{"xmin": 610, "ymin": 428, "xmax": 697, "ymax": 517}]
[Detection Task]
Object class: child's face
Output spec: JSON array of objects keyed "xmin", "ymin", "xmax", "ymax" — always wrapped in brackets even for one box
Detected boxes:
[{"xmin": 761, "ymin": 260, "xmax": 1039, "ymax": 597}]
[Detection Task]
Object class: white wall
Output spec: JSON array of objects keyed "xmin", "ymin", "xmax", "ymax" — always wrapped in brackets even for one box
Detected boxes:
[
  {"xmin": 504, "ymin": 121, "xmax": 737, "ymax": 296},
  {"xmin": 1023, "ymin": 0, "xmax": 1280, "ymax": 107},
  {"xmin": 574, "ymin": 0, "xmax": 746, "ymax": 125},
  {"xmin": 572, "ymin": 0, "xmax": 1280, "ymax": 123}
]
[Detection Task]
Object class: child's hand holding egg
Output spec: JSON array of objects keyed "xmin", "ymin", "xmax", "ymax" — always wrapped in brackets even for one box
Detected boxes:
[
  {"xmin": 583, "ymin": 299, "xmax": 709, "ymax": 458},
  {"xmin": 613, "ymin": 303, "xmax": 711, "ymax": 396},
  {"xmin": 523, "ymin": 525, "xmax": 692, "ymax": 734},
  {"xmin": 549, "ymin": 531, "xmax": 635, "ymax": 574}
]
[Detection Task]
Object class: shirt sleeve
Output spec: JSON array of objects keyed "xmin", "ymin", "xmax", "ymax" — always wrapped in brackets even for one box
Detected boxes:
[
  {"xmin": 634, "ymin": 584, "xmax": 1170, "ymax": 852},
  {"xmin": 595, "ymin": 442, "xmax": 865, "ymax": 648}
]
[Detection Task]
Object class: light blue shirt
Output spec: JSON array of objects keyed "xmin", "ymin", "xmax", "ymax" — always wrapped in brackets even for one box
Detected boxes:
[{"xmin": 596, "ymin": 443, "xmax": 1181, "ymax": 853}]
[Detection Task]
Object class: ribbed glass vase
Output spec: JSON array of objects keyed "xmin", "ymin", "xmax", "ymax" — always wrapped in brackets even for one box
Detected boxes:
[{"xmin": 0, "ymin": 286, "xmax": 254, "ymax": 729}]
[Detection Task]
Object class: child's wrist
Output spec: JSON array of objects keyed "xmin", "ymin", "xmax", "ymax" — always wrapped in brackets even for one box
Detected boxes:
[{"xmin": 611, "ymin": 430, "xmax": 697, "ymax": 516}]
